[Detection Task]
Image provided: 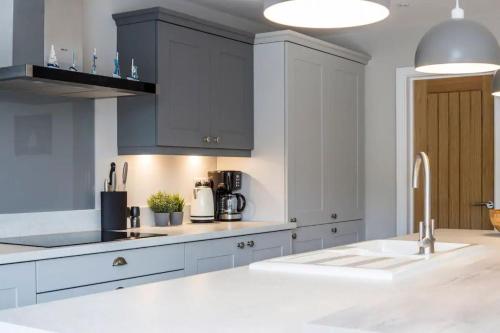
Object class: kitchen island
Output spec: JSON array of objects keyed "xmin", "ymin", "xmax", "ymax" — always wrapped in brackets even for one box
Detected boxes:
[{"xmin": 1, "ymin": 229, "xmax": 499, "ymax": 333}]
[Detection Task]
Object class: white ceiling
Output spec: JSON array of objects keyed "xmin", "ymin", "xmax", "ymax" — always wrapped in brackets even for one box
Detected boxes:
[{"xmin": 182, "ymin": 0, "xmax": 500, "ymax": 36}]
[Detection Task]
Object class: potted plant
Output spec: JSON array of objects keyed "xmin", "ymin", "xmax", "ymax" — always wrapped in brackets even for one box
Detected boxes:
[
  {"xmin": 169, "ymin": 194, "xmax": 185, "ymax": 226},
  {"xmin": 147, "ymin": 191, "xmax": 172, "ymax": 227}
]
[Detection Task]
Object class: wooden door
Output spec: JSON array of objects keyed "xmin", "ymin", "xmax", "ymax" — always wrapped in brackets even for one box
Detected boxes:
[{"xmin": 413, "ymin": 76, "xmax": 494, "ymax": 231}]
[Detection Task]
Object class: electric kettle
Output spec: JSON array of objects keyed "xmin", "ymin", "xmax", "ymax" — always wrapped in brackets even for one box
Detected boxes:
[{"xmin": 190, "ymin": 179, "xmax": 215, "ymax": 223}]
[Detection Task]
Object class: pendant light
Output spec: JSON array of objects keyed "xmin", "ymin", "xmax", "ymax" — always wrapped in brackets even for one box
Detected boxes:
[
  {"xmin": 263, "ymin": 0, "xmax": 390, "ymax": 29},
  {"xmin": 415, "ymin": 0, "xmax": 500, "ymax": 74},
  {"xmin": 492, "ymin": 71, "xmax": 500, "ymax": 96}
]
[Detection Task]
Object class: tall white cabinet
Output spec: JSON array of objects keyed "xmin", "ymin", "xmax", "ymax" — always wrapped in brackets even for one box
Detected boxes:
[{"xmin": 217, "ymin": 31, "xmax": 369, "ymax": 248}]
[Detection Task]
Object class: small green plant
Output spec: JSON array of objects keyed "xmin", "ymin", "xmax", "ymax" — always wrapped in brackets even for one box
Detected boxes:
[
  {"xmin": 169, "ymin": 193, "xmax": 185, "ymax": 212},
  {"xmin": 147, "ymin": 191, "xmax": 173, "ymax": 214}
]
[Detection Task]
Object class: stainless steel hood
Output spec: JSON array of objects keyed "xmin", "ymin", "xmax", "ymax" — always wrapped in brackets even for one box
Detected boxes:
[{"xmin": 0, "ymin": 64, "xmax": 156, "ymax": 99}]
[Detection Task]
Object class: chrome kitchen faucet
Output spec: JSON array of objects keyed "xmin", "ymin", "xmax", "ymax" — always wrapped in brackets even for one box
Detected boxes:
[{"xmin": 413, "ymin": 152, "xmax": 436, "ymax": 255}]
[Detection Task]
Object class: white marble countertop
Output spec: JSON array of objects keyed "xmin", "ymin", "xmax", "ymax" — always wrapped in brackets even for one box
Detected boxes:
[
  {"xmin": 1, "ymin": 229, "xmax": 500, "ymax": 333},
  {"xmin": 0, "ymin": 221, "xmax": 296, "ymax": 265}
]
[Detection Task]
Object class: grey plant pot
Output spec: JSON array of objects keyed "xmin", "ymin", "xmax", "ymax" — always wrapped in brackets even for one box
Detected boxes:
[
  {"xmin": 154, "ymin": 213, "xmax": 170, "ymax": 227},
  {"xmin": 170, "ymin": 212, "xmax": 184, "ymax": 226}
]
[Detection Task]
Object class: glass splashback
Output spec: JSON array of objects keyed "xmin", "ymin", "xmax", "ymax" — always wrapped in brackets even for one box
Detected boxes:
[{"xmin": 0, "ymin": 92, "xmax": 95, "ymax": 214}]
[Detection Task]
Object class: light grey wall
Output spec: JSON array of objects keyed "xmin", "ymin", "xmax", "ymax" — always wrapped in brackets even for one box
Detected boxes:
[
  {"xmin": 327, "ymin": 15, "xmax": 500, "ymax": 240},
  {"xmin": 0, "ymin": 0, "xmax": 13, "ymax": 67},
  {"xmin": 44, "ymin": 0, "xmax": 83, "ymax": 70},
  {"xmin": 81, "ymin": 0, "xmax": 267, "ymax": 75}
]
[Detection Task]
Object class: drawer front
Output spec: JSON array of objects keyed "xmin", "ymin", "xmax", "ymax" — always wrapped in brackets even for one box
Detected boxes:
[
  {"xmin": 185, "ymin": 237, "xmax": 243, "ymax": 276},
  {"xmin": 37, "ymin": 270, "xmax": 184, "ymax": 303},
  {"xmin": 37, "ymin": 244, "xmax": 185, "ymax": 292},
  {"xmin": 242, "ymin": 231, "xmax": 292, "ymax": 264},
  {"xmin": 0, "ymin": 262, "xmax": 36, "ymax": 310}
]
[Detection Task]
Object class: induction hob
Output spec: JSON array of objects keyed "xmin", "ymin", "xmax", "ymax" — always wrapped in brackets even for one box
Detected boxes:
[{"xmin": 0, "ymin": 231, "xmax": 165, "ymax": 248}]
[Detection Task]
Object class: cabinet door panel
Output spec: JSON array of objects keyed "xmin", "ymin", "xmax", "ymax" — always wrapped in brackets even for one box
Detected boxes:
[
  {"xmin": 0, "ymin": 262, "xmax": 36, "ymax": 310},
  {"xmin": 210, "ymin": 38, "xmax": 254, "ymax": 150},
  {"xmin": 333, "ymin": 221, "xmax": 364, "ymax": 247},
  {"xmin": 244, "ymin": 231, "xmax": 292, "ymax": 264},
  {"xmin": 286, "ymin": 43, "xmax": 330, "ymax": 226},
  {"xmin": 323, "ymin": 220, "xmax": 364, "ymax": 249},
  {"xmin": 185, "ymin": 238, "xmax": 245, "ymax": 276},
  {"xmin": 326, "ymin": 58, "xmax": 364, "ymax": 222},
  {"xmin": 157, "ymin": 22, "xmax": 211, "ymax": 148},
  {"xmin": 292, "ymin": 221, "xmax": 364, "ymax": 254},
  {"xmin": 291, "ymin": 224, "xmax": 325, "ymax": 254}
]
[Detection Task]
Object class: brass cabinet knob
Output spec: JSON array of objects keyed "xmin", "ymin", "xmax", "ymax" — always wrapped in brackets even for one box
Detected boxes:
[{"xmin": 112, "ymin": 257, "xmax": 128, "ymax": 267}]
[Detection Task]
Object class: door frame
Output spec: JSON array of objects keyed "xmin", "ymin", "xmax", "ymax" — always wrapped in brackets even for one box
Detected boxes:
[{"xmin": 395, "ymin": 67, "xmax": 499, "ymax": 236}]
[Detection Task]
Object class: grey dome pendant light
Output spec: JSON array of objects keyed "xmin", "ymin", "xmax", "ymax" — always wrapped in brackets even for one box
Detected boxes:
[
  {"xmin": 493, "ymin": 71, "xmax": 500, "ymax": 96},
  {"xmin": 263, "ymin": 0, "xmax": 391, "ymax": 29},
  {"xmin": 415, "ymin": 0, "xmax": 500, "ymax": 74}
]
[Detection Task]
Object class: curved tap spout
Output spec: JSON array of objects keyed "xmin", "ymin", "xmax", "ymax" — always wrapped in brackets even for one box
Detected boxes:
[{"xmin": 412, "ymin": 152, "xmax": 435, "ymax": 255}]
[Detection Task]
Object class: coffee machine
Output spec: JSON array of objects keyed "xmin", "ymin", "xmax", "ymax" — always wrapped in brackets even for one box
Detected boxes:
[{"xmin": 208, "ymin": 171, "xmax": 246, "ymax": 221}]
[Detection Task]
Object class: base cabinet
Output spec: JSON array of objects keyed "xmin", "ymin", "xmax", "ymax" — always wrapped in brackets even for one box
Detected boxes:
[
  {"xmin": 292, "ymin": 221, "xmax": 364, "ymax": 254},
  {"xmin": 185, "ymin": 230, "xmax": 292, "ymax": 276},
  {"xmin": 37, "ymin": 270, "xmax": 184, "ymax": 303},
  {"xmin": 0, "ymin": 262, "xmax": 36, "ymax": 310}
]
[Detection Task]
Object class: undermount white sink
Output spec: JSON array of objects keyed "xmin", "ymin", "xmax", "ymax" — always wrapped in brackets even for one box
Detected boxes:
[{"xmin": 250, "ymin": 240, "xmax": 479, "ymax": 281}]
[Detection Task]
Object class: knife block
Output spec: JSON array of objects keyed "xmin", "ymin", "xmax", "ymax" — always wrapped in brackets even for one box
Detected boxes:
[{"xmin": 101, "ymin": 192, "xmax": 127, "ymax": 231}]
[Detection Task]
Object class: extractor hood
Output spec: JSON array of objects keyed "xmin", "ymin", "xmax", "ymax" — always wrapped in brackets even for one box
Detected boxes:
[{"xmin": 0, "ymin": 65, "xmax": 156, "ymax": 99}]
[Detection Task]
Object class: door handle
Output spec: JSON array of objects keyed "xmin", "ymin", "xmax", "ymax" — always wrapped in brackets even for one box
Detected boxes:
[{"xmin": 472, "ymin": 201, "xmax": 494, "ymax": 209}]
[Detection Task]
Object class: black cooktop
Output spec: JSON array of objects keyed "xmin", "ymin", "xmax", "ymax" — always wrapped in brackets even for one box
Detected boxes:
[{"xmin": 0, "ymin": 231, "xmax": 165, "ymax": 248}]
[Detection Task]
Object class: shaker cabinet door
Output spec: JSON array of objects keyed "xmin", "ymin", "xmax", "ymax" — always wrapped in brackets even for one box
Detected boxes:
[
  {"xmin": 242, "ymin": 231, "xmax": 292, "ymax": 264},
  {"xmin": 326, "ymin": 58, "xmax": 364, "ymax": 223},
  {"xmin": 292, "ymin": 221, "xmax": 364, "ymax": 254},
  {"xmin": 156, "ymin": 22, "xmax": 212, "ymax": 148},
  {"xmin": 286, "ymin": 42, "xmax": 364, "ymax": 227},
  {"xmin": 286, "ymin": 43, "xmax": 331, "ymax": 227},
  {"xmin": 0, "ymin": 262, "xmax": 36, "ymax": 310},
  {"xmin": 209, "ymin": 37, "xmax": 254, "ymax": 150},
  {"xmin": 184, "ymin": 237, "xmax": 246, "ymax": 276}
]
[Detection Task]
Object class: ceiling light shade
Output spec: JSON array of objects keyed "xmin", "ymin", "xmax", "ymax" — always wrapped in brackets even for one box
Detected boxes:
[
  {"xmin": 492, "ymin": 71, "xmax": 500, "ymax": 96},
  {"xmin": 263, "ymin": 0, "xmax": 391, "ymax": 29},
  {"xmin": 415, "ymin": 2, "xmax": 500, "ymax": 74}
]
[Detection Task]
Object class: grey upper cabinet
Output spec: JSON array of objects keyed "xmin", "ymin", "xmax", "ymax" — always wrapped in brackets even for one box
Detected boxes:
[
  {"xmin": 114, "ymin": 7, "xmax": 254, "ymax": 157},
  {"xmin": 285, "ymin": 42, "xmax": 364, "ymax": 227},
  {"xmin": 156, "ymin": 22, "xmax": 212, "ymax": 149},
  {"xmin": 209, "ymin": 37, "xmax": 254, "ymax": 150}
]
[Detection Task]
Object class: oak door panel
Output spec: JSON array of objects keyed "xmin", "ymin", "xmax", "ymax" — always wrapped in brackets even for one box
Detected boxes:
[{"xmin": 413, "ymin": 76, "xmax": 494, "ymax": 231}]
